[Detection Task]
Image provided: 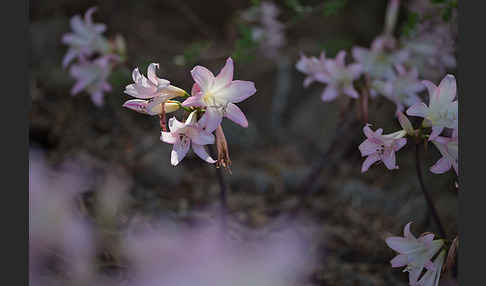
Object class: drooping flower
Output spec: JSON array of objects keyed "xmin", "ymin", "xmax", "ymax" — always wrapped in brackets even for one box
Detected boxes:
[
  {"xmin": 430, "ymin": 133, "xmax": 458, "ymax": 175},
  {"xmin": 385, "ymin": 222, "xmax": 444, "ymax": 285},
  {"xmin": 160, "ymin": 111, "xmax": 216, "ymax": 166},
  {"xmin": 319, "ymin": 51, "xmax": 362, "ymax": 101},
  {"xmin": 352, "ymin": 36, "xmax": 408, "ymax": 80},
  {"xmin": 295, "ymin": 52, "xmax": 328, "ymax": 87},
  {"xmin": 182, "ymin": 57, "xmax": 257, "ymax": 132},
  {"xmin": 372, "ymin": 65, "xmax": 424, "ymax": 113},
  {"xmin": 358, "ymin": 124, "xmax": 407, "ymax": 172},
  {"xmin": 415, "ymin": 250, "xmax": 446, "ymax": 286},
  {"xmin": 124, "ymin": 63, "xmax": 185, "ymax": 101},
  {"xmin": 61, "ymin": 7, "xmax": 110, "ymax": 68},
  {"xmin": 69, "ymin": 55, "xmax": 113, "ymax": 106},
  {"xmin": 406, "ymin": 74, "xmax": 458, "ymax": 140}
]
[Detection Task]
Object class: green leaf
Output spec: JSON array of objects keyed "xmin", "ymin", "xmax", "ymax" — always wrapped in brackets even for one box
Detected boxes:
[
  {"xmin": 401, "ymin": 12, "xmax": 419, "ymax": 38},
  {"xmin": 323, "ymin": 0, "xmax": 348, "ymax": 17}
]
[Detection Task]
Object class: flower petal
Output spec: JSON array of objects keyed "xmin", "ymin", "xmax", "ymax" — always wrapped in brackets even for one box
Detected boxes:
[
  {"xmin": 406, "ymin": 102, "xmax": 428, "ymax": 118},
  {"xmin": 171, "ymin": 139, "xmax": 190, "ymax": 166},
  {"xmin": 181, "ymin": 95, "xmax": 203, "ymax": 107},
  {"xmin": 147, "ymin": 63, "xmax": 160, "ymax": 85},
  {"xmin": 321, "ymin": 86, "xmax": 339, "ymax": 102},
  {"xmin": 382, "ymin": 149, "xmax": 397, "ymax": 170},
  {"xmin": 429, "ymin": 126, "xmax": 444, "ymax": 141},
  {"xmin": 361, "ymin": 154, "xmax": 380, "ymax": 173},
  {"xmin": 191, "ymin": 65, "xmax": 215, "ymax": 92},
  {"xmin": 343, "ymin": 86, "xmax": 359, "ymax": 99},
  {"xmin": 213, "ymin": 57, "xmax": 234, "ymax": 91},
  {"xmin": 160, "ymin": 132, "xmax": 178, "ymax": 144},
  {"xmin": 358, "ymin": 139, "xmax": 378, "ymax": 157},
  {"xmin": 215, "ymin": 80, "xmax": 256, "ymax": 103},
  {"xmin": 438, "ymin": 74, "xmax": 457, "ymax": 102},
  {"xmin": 123, "ymin": 99, "xmax": 149, "ymax": 114},
  {"xmin": 168, "ymin": 117, "xmax": 186, "ymax": 133},
  {"xmin": 192, "ymin": 144, "xmax": 216, "ymax": 164},
  {"xmin": 200, "ymin": 107, "xmax": 223, "ymax": 133},
  {"xmin": 224, "ymin": 103, "xmax": 248, "ymax": 128},
  {"xmin": 430, "ymin": 157, "xmax": 451, "ymax": 174},
  {"xmin": 390, "ymin": 254, "xmax": 408, "ymax": 268}
]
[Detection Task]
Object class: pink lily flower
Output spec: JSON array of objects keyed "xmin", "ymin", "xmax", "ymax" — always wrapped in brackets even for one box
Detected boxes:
[
  {"xmin": 406, "ymin": 74, "xmax": 458, "ymax": 141},
  {"xmin": 160, "ymin": 111, "xmax": 216, "ymax": 166},
  {"xmin": 358, "ymin": 124, "xmax": 407, "ymax": 172},
  {"xmin": 386, "ymin": 222, "xmax": 444, "ymax": 286},
  {"xmin": 69, "ymin": 56, "xmax": 113, "ymax": 106},
  {"xmin": 182, "ymin": 57, "xmax": 257, "ymax": 132},
  {"xmin": 430, "ymin": 131, "xmax": 458, "ymax": 175},
  {"xmin": 61, "ymin": 7, "xmax": 110, "ymax": 68},
  {"xmin": 319, "ymin": 50, "xmax": 362, "ymax": 101},
  {"xmin": 123, "ymin": 99, "xmax": 180, "ymax": 116},
  {"xmin": 372, "ymin": 65, "xmax": 424, "ymax": 113}
]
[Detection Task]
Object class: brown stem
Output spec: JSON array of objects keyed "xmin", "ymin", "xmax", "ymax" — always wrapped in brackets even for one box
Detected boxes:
[{"xmin": 415, "ymin": 142, "xmax": 447, "ymax": 238}]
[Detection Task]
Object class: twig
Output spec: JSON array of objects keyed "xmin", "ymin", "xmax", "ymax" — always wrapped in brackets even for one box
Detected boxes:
[{"xmin": 414, "ymin": 142, "xmax": 447, "ymax": 238}]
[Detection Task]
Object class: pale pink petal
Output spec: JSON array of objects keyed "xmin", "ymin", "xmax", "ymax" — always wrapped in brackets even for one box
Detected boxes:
[
  {"xmin": 171, "ymin": 140, "xmax": 190, "ymax": 166},
  {"xmin": 403, "ymin": 222, "xmax": 416, "ymax": 239},
  {"xmin": 430, "ymin": 157, "xmax": 451, "ymax": 174},
  {"xmin": 382, "ymin": 149, "xmax": 397, "ymax": 170},
  {"xmin": 132, "ymin": 67, "xmax": 142, "ymax": 82},
  {"xmin": 385, "ymin": 237, "xmax": 418, "ymax": 253},
  {"xmin": 390, "ymin": 254, "xmax": 408, "ymax": 268},
  {"xmin": 62, "ymin": 49, "xmax": 77, "ymax": 68},
  {"xmin": 358, "ymin": 139, "xmax": 378, "ymax": 157},
  {"xmin": 336, "ymin": 50, "xmax": 346, "ymax": 66},
  {"xmin": 351, "ymin": 47, "xmax": 367, "ymax": 62},
  {"xmin": 422, "ymin": 80, "xmax": 438, "ymax": 104},
  {"xmin": 71, "ymin": 78, "xmax": 91, "ymax": 95},
  {"xmin": 147, "ymin": 63, "xmax": 160, "ymax": 85},
  {"xmin": 424, "ymin": 261, "xmax": 435, "ymax": 271},
  {"xmin": 160, "ymin": 132, "xmax": 178, "ymax": 144},
  {"xmin": 215, "ymin": 80, "xmax": 256, "ymax": 103},
  {"xmin": 224, "ymin": 103, "xmax": 248, "ymax": 128},
  {"xmin": 438, "ymin": 74, "xmax": 457, "ymax": 102},
  {"xmin": 191, "ymin": 83, "xmax": 202, "ymax": 96},
  {"xmin": 429, "ymin": 126, "xmax": 444, "ymax": 141},
  {"xmin": 348, "ymin": 63, "xmax": 362, "ymax": 79},
  {"xmin": 321, "ymin": 86, "xmax": 339, "ymax": 102},
  {"xmin": 406, "ymin": 102, "xmax": 428, "ymax": 118},
  {"xmin": 181, "ymin": 95, "xmax": 204, "ymax": 107},
  {"xmin": 190, "ymin": 65, "xmax": 215, "ymax": 92},
  {"xmin": 214, "ymin": 57, "xmax": 234, "ymax": 90},
  {"xmin": 90, "ymin": 91, "xmax": 104, "ymax": 107},
  {"xmin": 168, "ymin": 117, "xmax": 186, "ymax": 133},
  {"xmin": 361, "ymin": 154, "xmax": 380, "ymax": 173},
  {"xmin": 418, "ymin": 234, "xmax": 435, "ymax": 244},
  {"xmin": 393, "ymin": 138, "xmax": 407, "ymax": 152},
  {"xmin": 303, "ymin": 77, "xmax": 314, "ymax": 88},
  {"xmin": 190, "ymin": 130, "xmax": 215, "ymax": 145},
  {"xmin": 122, "ymin": 99, "xmax": 149, "ymax": 114},
  {"xmin": 200, "ymin": 107, "xmax": 223, "ymax": 133},
  {"xmin": 84, "ymin": 7, "xmax": 98, "ymax": 24},
  {"xmin": 192, "ymin": 144, "xmax": 216, "ymax": 164},
  {"xmin": 343, "ymin": 86, "xmax": 359, "ymax": 99}
]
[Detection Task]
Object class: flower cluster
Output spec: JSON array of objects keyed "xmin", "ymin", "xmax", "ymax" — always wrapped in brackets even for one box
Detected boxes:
[
  {"xmin": 62, "ymin": 7, "xmax": 126, "ymax": 107},
  {"xmin": 123, "ymin": 57, "xmax": 257, "ymax": 167},
  {"xmin": 241, "ymin": 1, "xmax": 286, "ymax": 60},
  {"xmin": 386, "ymin": 222, "xmax": 446, "ymax": 286},
  {"xmin": 359, "ymin": 74, "xmax": 458, "ymax": 176}
]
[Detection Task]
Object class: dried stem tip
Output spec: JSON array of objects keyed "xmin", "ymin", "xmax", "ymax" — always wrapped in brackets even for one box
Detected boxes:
[{"xmin": 215, "ymin": 125, "xmax": 231, "ymax": 173}]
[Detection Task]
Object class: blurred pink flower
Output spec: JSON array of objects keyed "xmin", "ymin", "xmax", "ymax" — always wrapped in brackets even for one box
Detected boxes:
[
  {"xmin": 372, "ymin": 65, "xmax": 424, "ymax": 113},
  {"xmin": 182, "ymin": 57, "xmax": 257, "ymax": 132},
  {"xmin": 352, "ymin": 36, "xmax": 408, "ymax": 80},
  {"xmin": 358, "ymin": 124, "xmax": 407, "ymax": 172},
  {"xmin": 69, "ymin": 55, "xmax": 113, "ymax": 106},
  {"xmin": 320, "ymin": 51, "xmax": 362, "ymax": 101},
  {"xmin": 406, "ymin": 74, "xmax": 458, "ymax": 140},
  {"xmin": 386, "ymin": 222, "xmax": 444, "ymax": 286},
  {"xmin": 297, "ymin": 51, "xmax": 361, "ymax": 102},
  {"xmin": 61, "ymin": 7, "xmax": 110, "ymax": 68},
  {"xmin": 160, "ymin": 111, "xmax": 216, "ymax": 166},
  {"xmin": 296, "ymin": 52, "xmax": 328, "ymax": 87},
  {"xmin": 252, "ymin": 2, "xmax": 286, "ymax": 60}
]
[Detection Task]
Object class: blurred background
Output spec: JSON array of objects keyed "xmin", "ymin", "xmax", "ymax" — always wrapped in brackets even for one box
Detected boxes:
[{"xmin": 30, "ymin": 0, "xmax": 458, "ymax": 285}]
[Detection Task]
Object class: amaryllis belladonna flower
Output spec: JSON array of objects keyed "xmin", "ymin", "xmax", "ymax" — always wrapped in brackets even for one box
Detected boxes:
[
  {"xmin": 430, "ymin": 131, "xmax": 458, "ymax": 175},
  {"xmin": 160, "ymin": 111, "xmax": 216, "ymax": 166},
  {"xmin": 406, "ymin": 74, "xmax": 458, "ymax": 140},
  {"xmin": 358, "ymin": 124, "xmax": 407, "ymax": 172},
  {"xmin": 182, "ymin": 57, "xmax": 257, "ymax": 132},
  {"xmin": 386, "ymin": 222, "xmax": 444, "ymax": 286}
]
